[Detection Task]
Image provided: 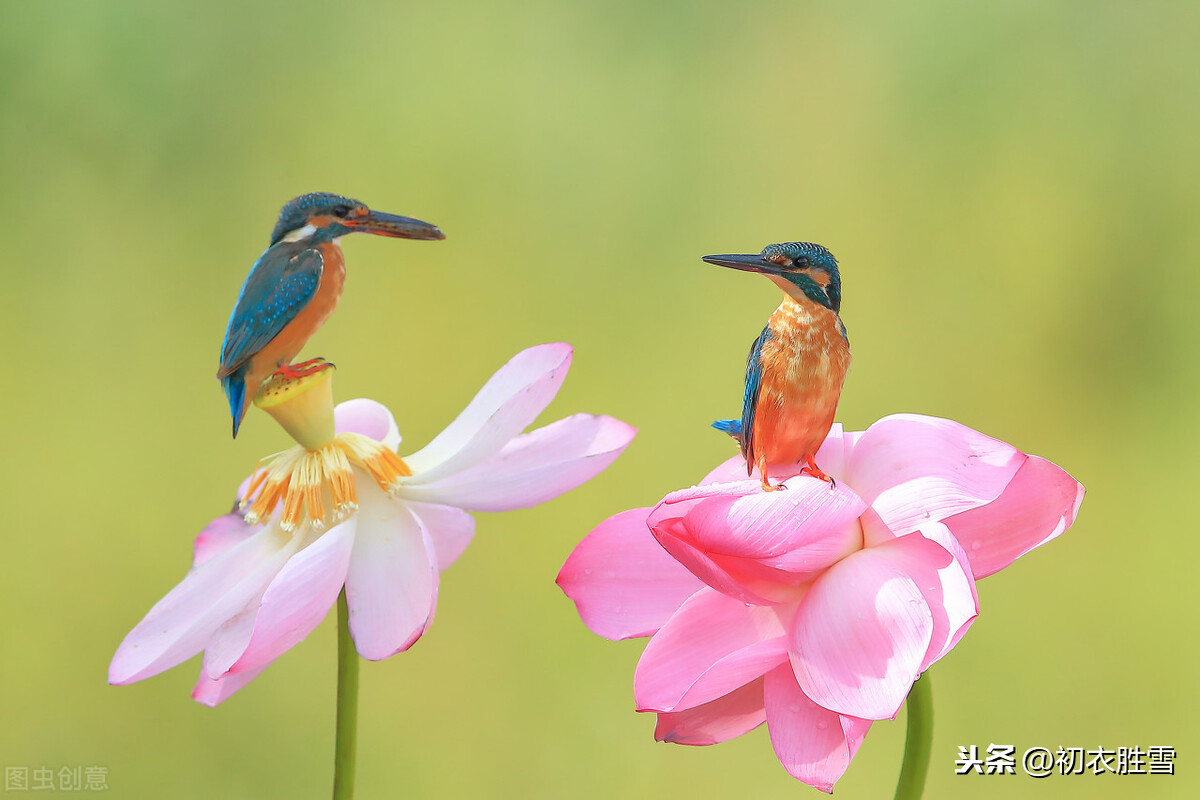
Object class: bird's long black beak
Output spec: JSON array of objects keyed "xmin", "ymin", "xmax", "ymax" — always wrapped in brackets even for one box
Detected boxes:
[
  {"xmin": 702, "ymin": 253, "xmax": 786, "ymax": 276},
  {"xmin": 353, "ymin": 210, "xmax": 446, "ymax": 240}
]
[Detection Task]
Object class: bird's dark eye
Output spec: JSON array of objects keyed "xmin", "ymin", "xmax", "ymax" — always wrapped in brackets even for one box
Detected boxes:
[
  {"xmin": 332, "ymin": 205, "xmax": 352, "ymax": 218},
  {"xmin": 794, "ymin": 256, "xmax": 810, "ymax": 268}
]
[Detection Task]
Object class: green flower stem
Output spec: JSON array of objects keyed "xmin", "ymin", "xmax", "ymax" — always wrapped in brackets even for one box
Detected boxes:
[
  {"xmin": 332, "ymin": 589, "xmax": 359, "ymax": 800},
  {"xmin": 893, "ymin": 671, "xmax": 933, "ymax": 800}
]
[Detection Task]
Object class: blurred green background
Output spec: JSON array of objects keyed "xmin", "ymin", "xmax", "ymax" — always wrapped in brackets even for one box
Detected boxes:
[{"xmin": 2, "ymin": 0, "xmax": 1197, "ymax": 797}]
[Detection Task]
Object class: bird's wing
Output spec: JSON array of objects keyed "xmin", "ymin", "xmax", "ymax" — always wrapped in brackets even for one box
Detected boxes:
[
  {"xmin": 217, "ymin": 245, "xmax": 324, "ymax": 378},
  {"xmin": 740, "ymin": 326, "xmax": 772, "ymax": 472}
]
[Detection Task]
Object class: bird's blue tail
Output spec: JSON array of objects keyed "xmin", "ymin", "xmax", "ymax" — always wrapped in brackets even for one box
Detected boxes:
[
  {"xmin": 223, "ymin": 371, "xmax": 247, "ymax": 438},
  {"xmin": 712, "ymin": 418, "xmax": 743, "ymax": 443}
]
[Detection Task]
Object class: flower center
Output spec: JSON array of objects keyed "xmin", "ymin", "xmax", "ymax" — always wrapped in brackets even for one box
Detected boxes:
[{"xmin": 240, "ymin": 363, "xmax": 411, "ymax": 532}]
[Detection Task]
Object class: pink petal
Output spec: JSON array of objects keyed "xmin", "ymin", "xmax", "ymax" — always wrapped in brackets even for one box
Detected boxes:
[
  {"xmin": 402, "ymin": 344, "xmax": 573, "ymax": 482},
  {"xmin": 790, "ymin": 548, "xmax": 934, "ymax": 720},
  {"xmin": 396, "ymin": 414, "xmax": 634, "ymax": 511},
  {"xmin": 407, "ymin": 501, "xmax": 475, "ymax": 572},
  {"xmin": 868, "ymin": 524, "xmax": 978, "ymax": 672},
  {"xmin": 847, "ymin": 414, "xmax": 1026, "ymax": 535},
  {"xmin": 648, "ymin": 480, "xmax": 864, "ymax": 603},
  {"xmin": 635, "ymin": 588, "xmax": 788, "ymax": 713},
  {"xmin": 942, "ymin": 455, "xmax": 1085, "ymax": 579},
  {"xmin": 335, "ymin": 399, "xmax": 401, "ymax": 451},
  {"xmin": 191, "ymin": 664, "xmax": 267, "ymax": 707},
  {"xmin": 671, "ymin": 479, "xmax": 865, "ymax": 562},
  {"xmin": 653, "ymin": 677, "xmax": 767, "ymax": 745},
  {"xmin": 345, "ymin": 487, "xmax": 439, "ymax": 660},
  {"xmin": 225, "ymin": 521, "xmax": 356, "ymax": 675},
  {"xmin": 764, "ymin": 664, "xmax": 871, "ymax": 792},
  {"xmin": 193, "ymin": 511, "xmax": 256, "ymax": 566},
  {"xmin": 109, "ymin": 526, "xmax": 300, "ymax": 685},
  {"xmin": 557, "ymin": 508, "xmax": 705, "ymax": 641},
  {"xmin": 647, "ymin": 530, "xmax": 774, "ymax": 604},
  {"xmin": 193, "ymin": 471, "xmax": 266, "ymax": 567}
]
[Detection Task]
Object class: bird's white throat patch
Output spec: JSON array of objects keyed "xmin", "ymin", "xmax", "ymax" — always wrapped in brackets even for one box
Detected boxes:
[{"xmin": 281, "ymin": 224, "xmax": 317, "ymax": 243}]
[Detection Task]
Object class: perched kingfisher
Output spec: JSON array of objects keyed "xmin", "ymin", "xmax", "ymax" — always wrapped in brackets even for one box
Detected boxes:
[
  {"xmin": 705, "ymin": 242, "xmax": 850, "ymax": 491},
  {"xmin": 218, "ymin": 192, "xmax": 445, "ymax": 437}
]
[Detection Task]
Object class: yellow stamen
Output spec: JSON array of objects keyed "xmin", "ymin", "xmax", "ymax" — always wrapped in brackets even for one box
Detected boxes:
[
  {"xmin": 321, "ymin": 443, "xmax": 359, "ymax": 518},
  {"xmin": 241, "ymin": 437, "xmax": 409, "ymax": 532},
  {"xmin": 334, "ymin": 433, "xmax": 412, "ymax": 492},
  {"xmin": 238, "ymin": 361, "xmax": 409, "ymax": 532}
]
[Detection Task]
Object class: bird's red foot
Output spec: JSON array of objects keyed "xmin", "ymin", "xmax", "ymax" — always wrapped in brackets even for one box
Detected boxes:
[
  {"xmin": 756, "ymin": 455, "xmax": 786, "ymax": 492},
  {"xmin": 801, "ymin": 456, "xmax": 836, "ymax": 488},
  {"xmin": 274, "ymin": 358, "xmax": 334, "ymax": 379}
]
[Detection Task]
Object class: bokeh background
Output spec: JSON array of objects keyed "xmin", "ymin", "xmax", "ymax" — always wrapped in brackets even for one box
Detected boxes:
[{"xmin": 2, "ymin": 1, "xmax": 1197, "ymax": 797}]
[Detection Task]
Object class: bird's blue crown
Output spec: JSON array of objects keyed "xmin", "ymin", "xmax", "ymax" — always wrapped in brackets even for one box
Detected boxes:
[{"xmin": 762, "ymin": 241, "xmax": 837, "ymax": 270}]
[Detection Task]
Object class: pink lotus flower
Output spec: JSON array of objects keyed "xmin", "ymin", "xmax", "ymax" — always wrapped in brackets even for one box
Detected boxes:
[
  {"xmin": 111, "ymin": 344, "xmax": 635, "ymax": 706},
  {"xmin": 558, "ymin": 414, "xmax": 1083, "ymax": 792}
]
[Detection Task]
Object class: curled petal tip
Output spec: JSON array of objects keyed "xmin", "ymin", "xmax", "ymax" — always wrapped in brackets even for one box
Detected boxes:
[{"xmin": 517, "ymin": 341, "xmax": 574, "ymax": 376}]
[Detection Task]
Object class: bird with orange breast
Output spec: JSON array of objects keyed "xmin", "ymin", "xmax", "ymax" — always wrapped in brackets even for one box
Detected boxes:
[
  {"xmin": 706, "ymin": 241, "xmax": 850, "ymax": 491},
  {"xmin": 217, "ymin": 192, "xmax": 445, "ymax": 437}
]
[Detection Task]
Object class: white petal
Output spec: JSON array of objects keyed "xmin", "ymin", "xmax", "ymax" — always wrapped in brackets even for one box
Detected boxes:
[
  {"xmin": 335, "ymin": 399, "xmax": 401, "ymax": 451},
  {"xmin": 109, "ymin": 525, "xmax": 302, "ymax": 684},
  {"xmin": 345, "ymin": 486, "xmax": 440, "ymax": 660},
  {"xmin": 407, "ymin": 501, "xmax": 476, "ymax": 571},
  {"xmin": 402, "ymin": 344, "xmax": 572, "ymax": 483},
  {"xmin": 224, "ymin": 521, "xmax": 356, "ymax": 675},
  {"xmin": 396, "ymin": 414, "xmax": 633, "ymax": 511}
]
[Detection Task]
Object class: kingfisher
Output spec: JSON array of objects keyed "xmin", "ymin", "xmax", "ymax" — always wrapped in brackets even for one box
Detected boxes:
[
  {"xmin": 705, "ymin": 242, "xmax": 850, "ymax": 491},
  {"xmin": 218, "ymin": 192, "xmax": 445, "ymax": 437}
]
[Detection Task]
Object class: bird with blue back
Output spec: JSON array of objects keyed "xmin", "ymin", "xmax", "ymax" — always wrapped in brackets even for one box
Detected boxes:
[
  {"xmin": 218, "ymin": 192, "xmax": 445, "ymax": 437},
  {"xmin": 705, "ymin": 242, "xmax": 850, "ymax": 492}
]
